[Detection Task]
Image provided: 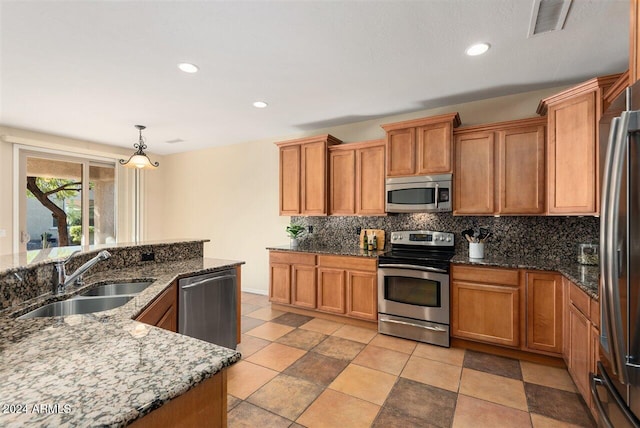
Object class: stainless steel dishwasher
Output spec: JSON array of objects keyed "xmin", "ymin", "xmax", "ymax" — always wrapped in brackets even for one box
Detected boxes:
[{"xmin": 178, "ymin": 269, "xmax": 237, "ymax": 349}]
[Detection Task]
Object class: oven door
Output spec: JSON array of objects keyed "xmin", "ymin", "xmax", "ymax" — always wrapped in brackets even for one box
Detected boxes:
[
  {"xmin": 385, "ymin": 179, "xmax": 452, "ymax": 213},
  {"xmin": 377, "ymin": 265, "xmax": 449, "ymax": 325}
]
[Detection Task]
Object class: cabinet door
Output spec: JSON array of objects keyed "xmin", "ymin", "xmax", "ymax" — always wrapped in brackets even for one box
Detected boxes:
[
  {"xmin": 451, "ymin": 281, "xmax": 519, "ymax": 347},
  {"xmin": 270, "ymin": 262, "xmax": 291, "ymax": 304},
  {"xmin": 317, "ymin": 268, "xmax": 346, "ymax": 314},
  {"xmin": 346, "ymin": 271, "xmax": 377, "ymax": 320},
  {"xmin": 301, "ymin": 141, "xmax": 327, "ymax": 215},
  {"xmin": 329, "ymin": 149, "xmax": 356, "ymax": 215},
  {"xmin": 136, "ymin": 283, "xmax": 178, "ymax": 332},
  {"xmin": 589, "ymin": 324, "xmax": 600, "ymax": 416},
  {"xmin": 356, "ymin": 144, "xmax": 385, "ymax": 215},
  {"xmin": 498, "ymin": 126, "xmax": 545, "ymax": 214},
  {"xmin": 279, "ymin": 145, "xmax": 301, "ymax": 215},
  {"xmin": 386, "ymin": 128, "xmax": 415, "ymax": 177},
  {"xmin": 416, "ymin": 121, "xmax": 453, "ymax": 174},
  {"xmin": 526, "ymin": 272, "xmax": 562, "ymax": 354},
  {"xmin": 568, "ymin": 303, "xmax": 590, "ymax": 399},
  {"xmin": 292, "ymin": 264, "xmax": 317, "ymax": 309},
  {"xmin": 454, "ymin": 132, "xmax": 496, "ymax": 214},
  {"xmin": 547, "ymin": 92, "xmax": 597, "ymax": 214}
]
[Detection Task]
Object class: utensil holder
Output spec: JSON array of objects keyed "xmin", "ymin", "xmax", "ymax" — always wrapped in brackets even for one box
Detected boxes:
[{"xmin": 469, "ymin": 242, "xmax": 485, "ymax": 259}]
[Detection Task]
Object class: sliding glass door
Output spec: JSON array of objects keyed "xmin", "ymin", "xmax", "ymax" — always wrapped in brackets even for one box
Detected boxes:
[{"xmin": 18, "ymin": 149, "xmax": 116, "ymax": 252}]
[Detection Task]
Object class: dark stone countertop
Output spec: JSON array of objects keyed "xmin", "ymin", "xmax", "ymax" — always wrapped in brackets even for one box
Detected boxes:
[
  {"xmin": 450, "ymin": 254, "xmax": 598, "ymax": 299},
  {"xmin": 267, "ymin": 244, "xmax": 386, "ymax": 258},
  {"xmin": 267, "ymin": 244, "xmax": 598, "ymax": 299},
  {"xmin": 0, "ymin": 257, "xmax": 243, "ymax": 427}
]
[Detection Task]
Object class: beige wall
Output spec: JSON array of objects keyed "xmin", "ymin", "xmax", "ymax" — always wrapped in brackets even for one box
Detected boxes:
[
  {"xmin": 156, "ymin": 86, "xmax": 569, "ymax": 294},
  {"xmin": 0, "ymin": 126, "xmax": 164, "ymax": 255}
]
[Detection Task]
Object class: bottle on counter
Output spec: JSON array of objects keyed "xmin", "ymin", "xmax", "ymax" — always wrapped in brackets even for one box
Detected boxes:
[
  {"xmin": 363, "ymin": 232, "xmax": 368, "ymax": 250},
  {"xmin": 368, "ymin": 234, "xmax": 373, "ymax": 251},
  {"xmin": 372, "ymin": 233, "xmax": 377, "ymax": 251}
]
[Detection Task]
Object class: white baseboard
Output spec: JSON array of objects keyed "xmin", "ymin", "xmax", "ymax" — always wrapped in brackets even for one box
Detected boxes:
[{"xmin": 241, "ymin": 287, "xmax": 268, "ymax": 296}]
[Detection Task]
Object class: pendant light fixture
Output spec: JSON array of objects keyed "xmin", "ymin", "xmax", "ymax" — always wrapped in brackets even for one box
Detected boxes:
[{"xmin": 119, "ymin": 125, "xmax": 159, "ymax": 169}]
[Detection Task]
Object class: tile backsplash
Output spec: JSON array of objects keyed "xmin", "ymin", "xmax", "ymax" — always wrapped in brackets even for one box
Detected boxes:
[{"xmin": 292, "ymin": 213, "xmax": 599, "ymax": 262}]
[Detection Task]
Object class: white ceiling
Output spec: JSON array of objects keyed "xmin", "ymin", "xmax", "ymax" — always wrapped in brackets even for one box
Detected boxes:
[{"xmin": 0, "ymin": 0, "xmax": 629, "ymax": 155}]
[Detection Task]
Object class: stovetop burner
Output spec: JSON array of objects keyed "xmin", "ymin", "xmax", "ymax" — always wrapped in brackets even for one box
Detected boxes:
[{"xmin": 378, "ymin": 230, "xmax": 455, "ymax": 272}]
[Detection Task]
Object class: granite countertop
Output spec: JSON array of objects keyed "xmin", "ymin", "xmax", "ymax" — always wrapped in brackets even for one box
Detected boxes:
[
  {"xmin": 450, "ymin": 254, "xmax": 599, "ymax": 299},
  {"xmin": 267, "ymin": 244, "xmax": 599, "ymax": 299},
  {"xmin": 0, "ymin": 257, "xmax": 243, "ymax": 427},
  {"xmin": 0, "ymin": 238, "xmax": 210, "ymax": 272},
  {"xmin": 267, "ymin": 244, "xmax": 386, "ymax": 258}
]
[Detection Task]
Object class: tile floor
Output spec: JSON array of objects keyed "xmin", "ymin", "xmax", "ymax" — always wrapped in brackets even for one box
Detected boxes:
[{"xmin": 228, "ymin": 292, "xmax": 595, "ymax": 427}]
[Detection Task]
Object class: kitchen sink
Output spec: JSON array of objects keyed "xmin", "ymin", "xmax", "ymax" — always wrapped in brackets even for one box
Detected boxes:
[
  {"xmin": 79, "ymin": 281, "xmax": 154, "ymax": 297},
  {"xmin": 18, "ymin": 296, "xmax": 134, "ymax": 319}
]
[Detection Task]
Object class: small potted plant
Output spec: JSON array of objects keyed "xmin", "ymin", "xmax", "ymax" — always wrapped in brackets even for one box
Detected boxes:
[{"xmin": 286, "ymin": 223, "xmax": 306, "ymax": 248}]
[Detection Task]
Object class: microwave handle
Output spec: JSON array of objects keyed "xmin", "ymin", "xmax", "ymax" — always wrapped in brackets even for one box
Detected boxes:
[{"xmin": 435, "ymin": 184, "xmax": 439, "ymax": 208}]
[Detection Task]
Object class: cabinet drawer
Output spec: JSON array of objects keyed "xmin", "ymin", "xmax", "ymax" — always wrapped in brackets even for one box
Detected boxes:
[
  {"xmin": 451, "ymin": 265, "xmax": 519, "ymax": 286},
  {"xmin": 568, "ymin": 282, "xmax": 590, "ymax": 318},
  {"xmin": 270, "ymin": 251, "xmax": 316, "ymax": 266},
  {"xmin": 318, "ymin": 255, "xmax": 377, "ymax": 272}
]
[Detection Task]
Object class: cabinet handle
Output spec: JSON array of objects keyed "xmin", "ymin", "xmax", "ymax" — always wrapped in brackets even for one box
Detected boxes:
[
  {"xmin": 378, "ymin": 264, "xmax": 447, "ymax": 274},
  {"xmin": 380, "ymin": 318, "xmax": 447, "ymax": 332},
  {"xmin": 181, "ymin": 275, "xmax": 236, "ymax": 290}
]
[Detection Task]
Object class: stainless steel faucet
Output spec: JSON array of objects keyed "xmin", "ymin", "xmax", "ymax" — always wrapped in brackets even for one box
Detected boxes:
[{"xmin": 54, "ymin": 250, "xmax": 111, "ymax": 294}]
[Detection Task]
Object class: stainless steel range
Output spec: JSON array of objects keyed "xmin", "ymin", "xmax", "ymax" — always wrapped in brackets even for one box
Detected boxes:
[{"xmin": 378, "ymin": 230, "xmax": 454, "ymax": 347}]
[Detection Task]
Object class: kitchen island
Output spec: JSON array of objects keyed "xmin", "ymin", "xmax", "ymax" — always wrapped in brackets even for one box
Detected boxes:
[{"xmin": 0, "ymin": 241, "xmax": 243, "ymax": 427}]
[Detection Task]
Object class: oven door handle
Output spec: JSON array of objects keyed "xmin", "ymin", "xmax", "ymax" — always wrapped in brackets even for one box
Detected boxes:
[
  {"xmin": 380, "ymin": 318, "xmax": 447, "ymax": 332},
  {"xmin": 378, "ymin": 263, "xmax": 447, "ymax": 274}
]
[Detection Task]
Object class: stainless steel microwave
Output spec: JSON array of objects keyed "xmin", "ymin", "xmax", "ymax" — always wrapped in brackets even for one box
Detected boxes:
[{"xmin": 385, "ymin": 174, "xmax": 452, "ymax": 213}]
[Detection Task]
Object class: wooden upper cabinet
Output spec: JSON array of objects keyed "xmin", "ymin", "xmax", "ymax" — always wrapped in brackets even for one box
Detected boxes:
[
  {"xmin": 329, "ymin": 139, "xmax": 385, "ymax": 216},
  {"xmin": 329, "ymin": 149, "xmax": 356, "ymax": 215},
  {"xmin": 454, "ymin": 131, "xmax": 496, "ymax": 215},
  {"xmin": 454, "ymin": 117, "xmax": 546, "ymax": 216},
  {"xmin": 275, "ymin": 134, "xmax": 341, "ymax": 216},
  {"xmin": 416, "ymin": 121, "xmax": 454, "ymax": 174},
  {"xmin": 386, "ymin": 128, "xmax": 415, "ymax": 176},
  {"xmin": 279, "ymin": 145, "xmax": 300, "ymax": 215},
  {"xmin": 381, "ymin": 113, "xmax": 461, "ymax": 177},
  {"xmin": 356, "ymin": 141, "xmax": 385, "ymax": 215},
  {"xmin": 632, "ymin": 0, "xmax": 640, "ymax": 84},
  {"xmin": 537, "ymin": 74, "xmax": 620, "ymax": 215},
  {"xmin": 498, "ymin": 125, "xmax": 545, "ymax": 214}
]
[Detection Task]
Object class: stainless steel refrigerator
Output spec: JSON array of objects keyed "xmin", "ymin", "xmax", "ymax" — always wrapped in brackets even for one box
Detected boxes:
[{"xmin": 593, "ymin": 83, "xmax": 640, "ymax": 427}]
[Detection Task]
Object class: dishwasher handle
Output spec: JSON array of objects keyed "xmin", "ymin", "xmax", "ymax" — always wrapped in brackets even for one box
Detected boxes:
[{"xmin": 181, "ymin": 274, "xmax": 236, "ymax": 290}]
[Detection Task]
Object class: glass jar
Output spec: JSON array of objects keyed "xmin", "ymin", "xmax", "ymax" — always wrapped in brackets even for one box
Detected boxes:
[{"xmin": 577, "ymin": 243, "xmax": 598, "ymax": 265}]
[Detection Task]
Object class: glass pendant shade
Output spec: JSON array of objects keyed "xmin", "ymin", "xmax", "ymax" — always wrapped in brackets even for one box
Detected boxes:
[{"xmin": 119, "ymin": 125, "xmax": 159, "ymax": 170}]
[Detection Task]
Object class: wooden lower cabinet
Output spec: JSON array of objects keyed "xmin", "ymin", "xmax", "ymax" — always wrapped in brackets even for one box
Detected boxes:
[
  {"xmin": 136, "ymin": 282, "xmax": 178, "ymax": 332},
  {"xmin": 269, "ymin": 262, "xmax": 291, "ymax": 304},
  {"xmin": 269, "ymin": 251, "xmax": 377, "ymax": 322},
  {"xmin": 452, "ymin": 280, "xmax": 520, "ymax": 347},
  {"xmin": 525, "ymin": 272, "xmax": 563, "ymax": 354},
  {"xmin": 567, "ymin": 301, "xmax": 591, "ymax": 399},
  {"xmin": 317, "ymin": 268, "xmax": 346, "ymax": 314},
  {"xmin": 269, "ymin": 251, "xmax": 316, "ymax": 307},
  {"xmin": 451, "ymin": 265, "xmax": 521, "ymax": 348},
  {"xmin": 346, "ymin": 271, "xmax": 377, "ymax": 320},
  {"xmin": 292, "ymin": 264, "xmax": 316, "ymax": 308},
  {"xmin": 131, "ymin": 369, "xmax": 227, "ymax": 428}
]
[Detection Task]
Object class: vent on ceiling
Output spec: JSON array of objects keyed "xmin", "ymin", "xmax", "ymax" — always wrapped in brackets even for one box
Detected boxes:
[
  {"xmin": 165, "ymin": 138, "xmax": 184, "ymax": 144},
  {"xmin": 528, "ymin": 0, "xmax": 572, "ymax": 38}
]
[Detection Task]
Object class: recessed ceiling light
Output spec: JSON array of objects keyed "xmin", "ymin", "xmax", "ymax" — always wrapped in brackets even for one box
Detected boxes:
[
  {"xmin": 465, "ymin": 43, "xmax": 490, "ymax": 56},
  {"xmin": 253, "ymin": 101, "xmax": 268, "ymax": 108},
  {"xmin": 178, "ymin": 63, "xmax": 199, "ymax": 73}
]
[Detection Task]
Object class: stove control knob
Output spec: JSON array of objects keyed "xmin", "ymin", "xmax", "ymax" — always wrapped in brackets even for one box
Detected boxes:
[{"xmin": 446, "ymin": 237, "xmax": 452, "ymax": 242}]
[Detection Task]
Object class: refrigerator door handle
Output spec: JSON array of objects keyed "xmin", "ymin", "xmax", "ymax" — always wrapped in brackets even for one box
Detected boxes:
[
  {"xmin": 603, "ymin": 110, "xmax": 636, "ymax": 384},
  {"xmin": 591, "ymin": 362, "xmax": 640, "ymax": 428},
  {"xmin": 591, "ymin": 374, "xmax": 616, "ymax": 428}
]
